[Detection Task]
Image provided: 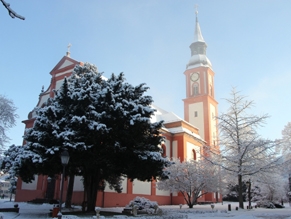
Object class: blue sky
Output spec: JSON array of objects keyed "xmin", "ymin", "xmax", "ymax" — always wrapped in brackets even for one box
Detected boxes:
[{"xmin": 1, "ymin": 0, "xmax": 291, "ymax": 147}]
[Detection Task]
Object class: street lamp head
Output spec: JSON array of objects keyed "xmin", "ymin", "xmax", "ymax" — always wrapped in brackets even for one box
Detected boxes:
[
  {"xmin": 47, "ymin": 177, "xmax": 52, "ymax": 183},
  {"xmin": 246, "ymin": 181, "xmax": 250, "ymax": 187},
  {"xmin": 61, "ymin": 150, "xmax": 70, "ymax": 165}
]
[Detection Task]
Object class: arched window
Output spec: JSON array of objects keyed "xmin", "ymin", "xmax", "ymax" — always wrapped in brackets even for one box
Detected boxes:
[
  {"xmin": 213, "ymin": 132, "xmax": 216, "ymax": 146},
  {"xmin": 192, "ymin": 149, "xmax": 196, "ymax": 160},
  {"xmin": 210, "ymin": 85, "xmax": 213, "ymax": 96},
  {"xmin": 192, "ymin": 83, "xmax": 199, "ymax": 96},
  {"xmin": 161, "ymin": 144, "xmax": 166, "ymax": 157}
]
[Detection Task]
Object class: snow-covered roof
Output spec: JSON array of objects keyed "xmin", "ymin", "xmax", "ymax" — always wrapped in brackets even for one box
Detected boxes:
[
  {"xmin": 187, "ymin": 54, "xmax": 212, "ymax": 69},
  {"xmin": 151, "ymin": 104, "xmax": 183, "ymax": 124},
  {"xmin": 151, "ymin": 104, "xmax": 204, "ymax": 142},
  {"xmin": 167, "ymin": 126, "xmax": 204, "ymax": 142}
]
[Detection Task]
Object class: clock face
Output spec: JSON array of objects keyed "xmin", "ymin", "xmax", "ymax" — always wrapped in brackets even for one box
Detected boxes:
[{"xmin": 190, "ymin": 72, "xmax": 200, "ymax": 82}]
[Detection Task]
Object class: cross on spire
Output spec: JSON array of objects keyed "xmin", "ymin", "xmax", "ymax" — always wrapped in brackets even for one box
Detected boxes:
[
  {"xmin": 66, "ymin": 43, "xmax": 72, "ymax": 57},
  {"xmin": 195, "ymin": 4, "xmax": 198, "ymax": 17}
]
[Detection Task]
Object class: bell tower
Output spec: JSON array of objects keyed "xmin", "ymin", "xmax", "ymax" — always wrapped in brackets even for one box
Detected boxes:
[{"xmin": 183, "ymin": 9, "xmax": 218, "ymax": 148}]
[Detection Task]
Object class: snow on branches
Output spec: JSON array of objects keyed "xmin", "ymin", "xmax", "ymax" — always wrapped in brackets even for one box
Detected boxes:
[
  {"xmin": 20, "ymin": 62, "xmax": 169, "ymax": 211},
  {"xmin": 205, "ymin": 88, "xmax": 283, "ymax": 209},
  {"xmin": 0, "ymin": 0, "xmax": 25, "ymax": 20},
  {"xmin": 0, "ymin": 95, "xmax": 18, "ymax": 148},
  {"xmin": 157, "ymin": 158, "xmax": 219, "ymax": 208},
  {"xmin": 1, "ymin": 144, "xmax": 42, "ymax": 184}
]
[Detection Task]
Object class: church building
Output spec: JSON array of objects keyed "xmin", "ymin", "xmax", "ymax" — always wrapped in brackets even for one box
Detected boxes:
[{"xmin": 15, "ymin": 11, "xmax": 220, "ymax": 207}]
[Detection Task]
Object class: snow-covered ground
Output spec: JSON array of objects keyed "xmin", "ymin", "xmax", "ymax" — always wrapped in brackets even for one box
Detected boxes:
[{"xmin": 0, "ymin": 198, "xmax": 291, "ymax": 219}]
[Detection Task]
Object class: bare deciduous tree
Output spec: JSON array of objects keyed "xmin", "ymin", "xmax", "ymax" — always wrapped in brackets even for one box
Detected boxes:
[
  {"xmin": 281, "ymin": 122, "xmax": 291, "ymax": 154},
  {"xmin": 0, "ymin": 95, "xmax": 18, "ymax": 148},
  {"xmin": 157, "ymin": 158, "xmax": 219, "ymax": 208},
  {"xmin": 205, "ymin": 88, "xmax": 282, "ymax": 209}
]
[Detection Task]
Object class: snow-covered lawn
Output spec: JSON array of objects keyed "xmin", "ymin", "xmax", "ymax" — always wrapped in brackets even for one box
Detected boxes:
[{"xmin": 0, "ymin": 199, "xmax": 291, "ymax": 219}]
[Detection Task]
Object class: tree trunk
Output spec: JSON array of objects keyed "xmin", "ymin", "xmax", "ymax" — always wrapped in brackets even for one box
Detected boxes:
[
  {"xmin": 45, "ymin": 177, "xmax": 56, "ymax": 201},
  {"xmin": 83, "ymin": 170, "xmax": 100, "ymax": 212},
  {"xmin": 238, "ymin": 175, "xmax": 244, "ymax": 209},
  {"xmin": 181, "ymin": 192, "xmax": 193, "ymax": 208},
  {"xmin": 82, "ymin": 182, "xmax": 87, "ymax": 212},
  {"xmin": 191, "ymin": 193, "xmax": 197, "ymax": 207},
  {"xmin": 65, "ymin": 174, "xmax": 75, "ymax": 208}
]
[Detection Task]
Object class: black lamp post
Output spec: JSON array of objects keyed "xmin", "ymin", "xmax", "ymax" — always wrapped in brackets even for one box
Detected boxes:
[
  {"xmin": 59, "ymin": 150, "xmax": 70, "ymax": 215},
  {"xmin": 45, "ymin": 177, "xmax": 51, "ymax": 200},
  {"xmin": 246, "ymin": 179, "xmax": 251, "ymax": 209}
]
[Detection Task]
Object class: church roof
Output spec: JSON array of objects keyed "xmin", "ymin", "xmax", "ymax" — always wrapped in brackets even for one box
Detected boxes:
[
  {"xmin": 151, "ymin": 104, "xmax": 204, "ymax": 142},
  {"xmin": 151, "ymin": 104, "xmax": 181, "ymax": 124},
  {"xmin": 187, "ymin": 54, "xmax": 212, "ymax": 69}
]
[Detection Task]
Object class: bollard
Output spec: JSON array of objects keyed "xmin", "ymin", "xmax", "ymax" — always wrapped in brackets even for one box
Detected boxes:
[
  {"xmin": 95, "ymin": 207, "xmax": 101, "ymax": 219},
  {"xmin": 57, "ymin": 211, "xmax": 62, "ymax": 219},
  {"xmin": 154, "ymin": 205, "xmax": 158, "ymax": 213},
  {"xmin": 228, "ymin": 204, "xmax": 231, "ymax": 211},
  {"xmin": 132, "ymin": 205, "xmax": 138, "ymax": 216}
]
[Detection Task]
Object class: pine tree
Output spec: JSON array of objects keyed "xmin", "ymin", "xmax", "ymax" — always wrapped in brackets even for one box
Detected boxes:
[{"xmin": 19, "ymin": 63, "xmax": 169, "ymax": 211}]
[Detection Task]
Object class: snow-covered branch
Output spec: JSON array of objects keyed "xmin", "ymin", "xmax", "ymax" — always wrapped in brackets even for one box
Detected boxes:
[
  {"xmin": 156, "ymin": 158, "xmax": 219, "ymax": 208},
  {"xmin": 206, "ymin": 88, "xmax": 282, "ymax": 209},
  {"xmin": 1, "ymin": 0, "xmax": 25, "ymax": 20},
  {"xmin": 0, "ymin": 95, "xmax": 18, "ymax": 148}
]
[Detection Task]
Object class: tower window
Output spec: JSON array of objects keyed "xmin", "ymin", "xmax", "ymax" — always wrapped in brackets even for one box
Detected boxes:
[
  {"xmin": 194, "ymin": 111, "xmax": 198, "ymax": 117},
  {"xmin": 213, "ymin": 132, "xmax": 216, "ymax": 146},
  {"xmin": 192, "ymin": 149, "xmax": 196, "ymax": 160},
  {"xmin": 210, "ymin": 85, "xmax": 213, "ymax": 96},
  {"xmin": 192, "ymin": 83, "xmax": 199, "ymax": 96}
]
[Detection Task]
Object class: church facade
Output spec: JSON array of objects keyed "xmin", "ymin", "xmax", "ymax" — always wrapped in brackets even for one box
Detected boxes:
[{"xmin": 15, "ymin": 12, "xmax": 221, "ymax": 207}]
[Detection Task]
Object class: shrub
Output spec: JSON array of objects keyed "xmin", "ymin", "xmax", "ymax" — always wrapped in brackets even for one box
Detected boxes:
[{"xmin": 127, "ymin": 196, "xmax": 158, "ymax": 214}]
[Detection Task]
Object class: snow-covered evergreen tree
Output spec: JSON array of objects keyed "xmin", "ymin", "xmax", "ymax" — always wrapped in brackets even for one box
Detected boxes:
[
  {"xmin": 223, "ymin": 182, "xmax": 247, "ymax": 202},
  {"xmin": 205, "ymin": 88, "xmax": 282, "ymax": 209},
  {"xmin": 1, "ymin": 144, "xmax": 43, "ymax": 182},
  {"xmin": 156, "ymin": 158, "xmax": 219, "ymax": 208},
  {"xmin": 1, "ymin": 144, "xmax": 42, "ymax": 197},
  {"xmin": 19, "ymin": 63, "xmax": 170, "ymax": 211}
]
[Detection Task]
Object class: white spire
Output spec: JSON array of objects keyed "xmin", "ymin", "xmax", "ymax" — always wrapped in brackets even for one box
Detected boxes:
[
  {"xmin": 194, "ymin": 6, "xmax": 205, "ymax": 42},
  {"xmin": 187, "ymin": 6, "xmax": 211, "ymax": 69}
]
